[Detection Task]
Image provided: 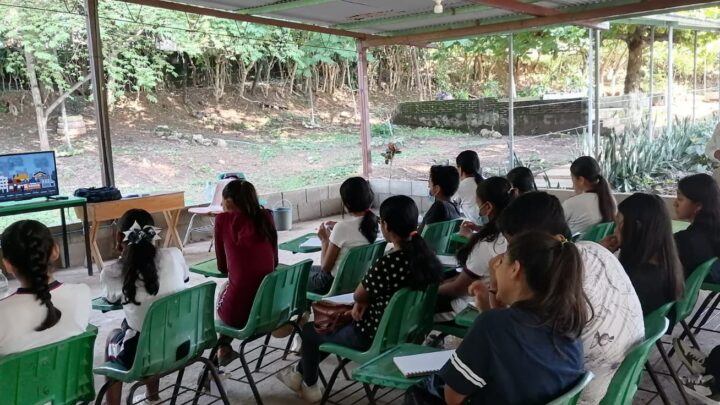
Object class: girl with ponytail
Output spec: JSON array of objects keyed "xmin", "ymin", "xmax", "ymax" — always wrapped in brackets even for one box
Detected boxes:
[
  {"xmin": 435, "ymin": 177, "xmax": 514, "ymax": 322},
  {"xmin": 564, "ymin": 156, "xmax": 617, "ymax": 235},
  {"xmin": 100, "ymin": 209, "xmax": 189, "ymax": 405},
  {"xmin": 454, "ymin": 150, "xmax": 484, "ymax": 222},
  {"xmin": 310, "ymin": 176, "xmax": 378, "ymax": 294},
  {"xmin": 421, "ymin": 231, "xmax": 588, "ymax": 405},
  {"xmin": 278, "ymin": 196, "xmax": 441, "ymax": 401},
  {"xmin": 0, "ymin": 220, "xmax": 90, "ymax": 355}
]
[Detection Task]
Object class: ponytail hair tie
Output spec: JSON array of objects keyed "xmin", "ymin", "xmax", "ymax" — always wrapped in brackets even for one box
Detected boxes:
[
  {"xmin": 409, "ymin": 230, "xmax": 419, "ymax": 237},
  {"xmin": 123, "ymin": 221, "xmax": 162, "ymax": 245}
]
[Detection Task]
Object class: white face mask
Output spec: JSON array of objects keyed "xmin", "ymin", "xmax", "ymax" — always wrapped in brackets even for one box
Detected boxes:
[{"xmin": 477, "ymin": 215, "xmax": 490, "ymax": 225}]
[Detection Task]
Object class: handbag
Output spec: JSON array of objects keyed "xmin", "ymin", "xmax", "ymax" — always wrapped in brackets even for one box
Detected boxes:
[
  {"xmin": 311, "ymin": 300, "xmax": 354, "ymax": 335},
  {"xmin": 73, "ymin": 186, "xmax": 122, "ymax": 203}
]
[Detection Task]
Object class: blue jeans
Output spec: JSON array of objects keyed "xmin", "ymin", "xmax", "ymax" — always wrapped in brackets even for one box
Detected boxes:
[{"xmin": 298, "ymin": 322, "xmax": 370, "ymax": 385}]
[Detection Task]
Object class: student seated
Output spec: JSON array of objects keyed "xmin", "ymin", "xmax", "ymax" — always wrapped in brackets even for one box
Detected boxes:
[
  {"xmin": 277, "ymin": 195, "xmax": 442, "ymax": 402},
  {"xmin": 484, "ymin": 192, "xmax": 643, "ymax": 404},
  {"xmin": 563, "ymin": 156, "xmax": 616, "ymax": 235},
  {"xmin": 600, "ymin": 193, "xmax": 684, "ymax": 316},
  {"xmin": 413, "ymin": 231, "xmax": 588, "ymax": 405},
  {"xmin": 100, "ymin": 209, "xmax": 189, "ymax": 405},
  {"xmin": 419, "ymin": 165, "xmax": 462, "ymax": 234},
  {"xmin": 506, "ymin": 166, "xmax": 537, "ymax": 194},
  {"xmin": 0, "ymin": 220, "xmax": 90, "ymax": 356},
  {"xmin": 214, "ymin": 180, "xmax": 278, "ymax": 365},
  {"xmin": 435, "ymin": 177, "xmax": 512, "ymax": 322},
  {"xmin": 673, "ymin": 173, "xmax": 720, "ymax": 281},
  {"xmin": 310, "ymin": 176, "xmax": 378, "ymax": 295},
  {"xmin": 453, "ymin": 150, "xmax": 484, "ymax": 222}
]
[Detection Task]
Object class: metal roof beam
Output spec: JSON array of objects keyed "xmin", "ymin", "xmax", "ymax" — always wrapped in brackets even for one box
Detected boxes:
[
  {"xmin": 336, "ymin": 4, "xmax": 494, "ymax": 30},
  {"xmin": 236, "ymin": 0, "xmax": 336, "ymax": 15},
  {"xmin": 365, "ymin": 0, "xmax": 720, "ymax": 46},
  {"xmin": 467, "ymin": 0, "xmax": 607, "ymax": 30},
  {"xmin": 120, "ymin": 0, "xmax": 377, "ymax": 39}
]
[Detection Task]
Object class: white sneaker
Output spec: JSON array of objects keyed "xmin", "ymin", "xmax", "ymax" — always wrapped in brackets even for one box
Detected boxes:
[
  {"xmin": 300, "ymin": 382, "xmax": 324, "ymax": 403},
  {"xmin": 276, "ymin": 365, "xmax": 303, "ymax": 393},
  {"xmin": 674, "ymin": 338, "xmax": 707, "ymax": 374},
  {"xmin": 132, "ymin": 394, "xmax": 161, "ymax": 405},
  {"xmin": 682, "ymin": 375, "xmax": 720, "ymax": 404}
]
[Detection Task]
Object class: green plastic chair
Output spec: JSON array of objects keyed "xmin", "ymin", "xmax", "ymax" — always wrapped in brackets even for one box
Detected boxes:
[
  {"xmin": 421, "ymin": 219, "xmax": 463, "ymax": 255},
  {"xmin": 599, "ymin": 316, "xmax": 669, "ymax": 405},
  {"xmin": 675, "ymin": 258, "xmax": 718, "ymax": 348},
  {"xmin": 0, "ymin": 325, "xmax": 98, "ymax": 405},
  {"xmin": 203, "ymin": 259, "xmax": 312, "ymax": 405},
  {"xmin": 546, "ymin": 372, "xmax": 594, "ymax": 405},
  {"xmin": 685, "ymin": 258, "xmax": 720, "ymax": 340},
  {"xmin": 579, "ymin": 222, "xmax": 615, "ymax": 243},
  {"xmin": 318, "ymin": 284, "xmax": 438, "ymax": 404},
  {"xmin": 307, "ymin": 240, "xmax": 387, "ymax": 302},
  {"xmin": 93, "ymin": 282, "xmax": 229, "ymax": 405}
]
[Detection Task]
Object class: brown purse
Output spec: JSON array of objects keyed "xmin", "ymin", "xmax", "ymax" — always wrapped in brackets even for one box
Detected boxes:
[{"xmin": 311, "ymin": 301, "xmax": 354, "ymax": 335}]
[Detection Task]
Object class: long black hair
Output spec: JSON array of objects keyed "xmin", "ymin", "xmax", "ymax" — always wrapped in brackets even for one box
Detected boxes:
[
  {"xmin": 379, "ymin": 196, "xmax": 442, "ymax": 289},
  {"xmin": 1, "ymin": 220, "xmax": 62, "ymax": 331},
  {"xmin": 456, "ymin": 150, "xmax": 483, "ymax": 184},
  {"xmin": 223, "ymin": 179, "xmax": 277, "ymax": 247},
  {"xmin": 498, "ymin": 192, "xmax": 572, "ymax": 239},
  {"xmin": 678, "ymin": 173, "xmax": 720, "ymax": 257},
  {"xmin": 429, "ymin": 165, "xmax": 460, "ymax": 198},
  {"xmin": 570, "ymin": 156, "xmax": 615, "ymax": 222},
  {"xmin": 118, "ymin": 209, "xmax": 160, "ymax": 305},
  {"xmin": 617, "ymin": 193, "xmax": 684, "ymax": 302},
  {"xmin": 340, "ymin": 177, "xmax": 378, "ymax": 243},
  {"xmin": 507, "ymin": 231, "xmax": 589, "ymax": 338},
  {"xmin": 507, "ymin": 166, "xmax": 537, "ymax": 194},
  {"xmin": 456, "ymin": 177, "xmax": 515, "ymax": 266}
]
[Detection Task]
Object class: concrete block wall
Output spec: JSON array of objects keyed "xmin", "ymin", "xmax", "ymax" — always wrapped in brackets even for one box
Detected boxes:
[{"xmin": 15, "ymin": 183, "xmax": 345, "ymax": 269}]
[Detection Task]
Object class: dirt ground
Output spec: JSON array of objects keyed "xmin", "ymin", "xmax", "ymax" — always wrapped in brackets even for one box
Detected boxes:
[{"xmin": 0, "ymin": 88, "xmax": 580, "ymax": 211}]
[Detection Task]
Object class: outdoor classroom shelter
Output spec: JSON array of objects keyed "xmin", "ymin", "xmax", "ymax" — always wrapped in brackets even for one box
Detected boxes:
[{"xmin": 85, "ymin": 0, "xmax": 720, "ymax": 188}]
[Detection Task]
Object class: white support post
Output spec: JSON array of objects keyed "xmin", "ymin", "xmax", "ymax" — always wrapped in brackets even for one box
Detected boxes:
[
  {"xmin": 693, "ymin": 30, "xmax": 698, "ymax": 124},
  {"xmin": 587, "ymin": 28, "xmax": 593, "ymax": 152},
  {"xmin": 649, "ymin": 27, "xmax": 655, "ymax": 139},
  {"xmin": 667, "ymin": 26, "xmax": 674, "ymax": 136},
  {"xmin": 356, "ymin": 40, "xmax": 372, "ymax": 178},
  {"xmin": 594, "ymin": 29, "xmax": 601, "ymax": 158},
  {"xmin": 508, "ymin": 33, "xmax": 515, "ymax": 169}
]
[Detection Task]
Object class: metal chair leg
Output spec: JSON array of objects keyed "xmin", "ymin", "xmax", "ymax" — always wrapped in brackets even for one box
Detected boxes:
[
  {"xmin": 362, "ymin": 383, "xmax": 377, "ymax": 405},
  {"xmin": 657, "ymin": 341, "xmax": 691, "ymax": 405},
  {"xmin": 337, "ymin": 354, "xmax": 351, "ymax": 380},
  {"xmin": 645, "ymin": 362, "xmax": 671, "ymax": 405},
  {"xmin": 283, "ymin": 324, "xmax": 299, "ymax": 360},
  {"xmin": 320, "ymin": 358, "xmax": 351, "ymax": 405},
  {"xmin": 681, "ymin": 320, "xmax": 702, "ymax": 349},
  {"xmin": 94, "ymin": 381, "xmax": 112, "ymax": 405},
  {"xmin": 126, "ymin": 381, "xmax": 142, "ymax": 405},
  {"xmin": 169, "ymin": 368, "xmax": 185, "ymax": 405},
  {"xmin": 183, "ymin": 214, "xmax": 197, "ymax": 246},
  {"xmin": 239, "ymin": 339, "xmax": 264, "ymax": 405},
  {"xmin": 255, "ymin": 334, "xmax": 272, "ymax": 371},
  {"xmin": 694, "ymin": 293, "xmax": 720, "ymax": 335},
  {"xmin": 197, "ymin": 357, "xmax": 232, "ymax": 405},
  {"xmin": 192, "ymin": 346, "xmax": 219, "ymax": 405}
]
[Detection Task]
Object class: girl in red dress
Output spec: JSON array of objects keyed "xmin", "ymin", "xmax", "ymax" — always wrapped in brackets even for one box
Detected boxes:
[{"xmin": 215, "ymin": 179, "xmax": 278, "ymax": 365}]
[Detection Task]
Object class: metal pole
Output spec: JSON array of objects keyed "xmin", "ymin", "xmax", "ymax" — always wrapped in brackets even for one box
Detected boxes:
[
  {"xmin": 667, "ymin": 25, "xmax": 674, "ymax": 136},
  {"xmin": 508, "ymin": 33, "xmax": 515, "ymax": 170},
  {"xmin": 693, "ymin": 30, "xmax": 698, "ymax": 124},
  {"xmin": 587, "ymin": 28, "xmax": 593, "ymax": 153},
  {"xmin": 594, "ymin": 29, "xmax": 601, "ymax": 158},
  {"xmin": 356, "ymin": 40, "xmax": 372, "ymax": 178},
  {"xmin": 649, "ymin": 27, "xmax": 655, "ymax": 139},
  {"xmin": 85, "ymin": 0, "xmax": 114, "ymax": 187}
]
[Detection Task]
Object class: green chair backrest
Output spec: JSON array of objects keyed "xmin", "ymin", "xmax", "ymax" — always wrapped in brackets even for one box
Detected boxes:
[
  {"xmin": 368, "ymin": 284, "xmax": 438, "ymax": 358},
  {"xmin": 241, "ymin": 259, "xmax": 312, "ymax": 335},
  {"xmin": 547, "ymin": 372, "xmax": 594, "ymax": 405},
  {"xmin": 326, "ymin": 240, "xmax": 387, "ymax": 297},
  {"xmin": 124, "ymin": 282, "xmax": 217, "ymax": 379},
  {"xmin": 599, "ymin": 316, "xmax": 669, "ymax": 405},
  {"xmin": 421, "ymin": 219, "xmax": 463, "ymax": 254},
  {"xmin": 644, "ymin": 302, "xmax": 675, "ymax": 327},
  {"xmin": 0, "ymin": 325, "xmax": 98, "ymax": 405},
  {"xmin": 675, "ymin": 258, "xmax": 718, "ymax": 323},
  {"xmin": 580, "ymin": 222, "xmax": 615, "ymax": 243}
]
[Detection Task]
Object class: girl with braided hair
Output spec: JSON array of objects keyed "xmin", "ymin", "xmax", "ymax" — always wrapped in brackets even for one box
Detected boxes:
[
  {"xmin": 100, "ymin": 209, "xmax": 189, "ymax": 405},
  {"xmin": 0, "ymin": 220, "xmax": 90, "ymax": 355}
]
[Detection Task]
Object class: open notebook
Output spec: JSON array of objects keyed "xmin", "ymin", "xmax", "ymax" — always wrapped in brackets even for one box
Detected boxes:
[
  {"xmin": 322, "ymin": 292, "xmax": 355, "ymax": 305},
  {"xmin": 393, "ymin": 350, "xmax": 455, "ymax": 378},
  {"xmin": 437, "ymin": 255, "xmax": 459, "ymax": 268},
  {"xmin": 299, "ymin": 236, "xmax": 322, "ymax": 249}
]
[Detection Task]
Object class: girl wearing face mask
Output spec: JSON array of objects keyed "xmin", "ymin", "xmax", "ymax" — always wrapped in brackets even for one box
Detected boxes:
[{"xmin": 434, "ymin": 177, "xmax": 514, "ymax": 322}]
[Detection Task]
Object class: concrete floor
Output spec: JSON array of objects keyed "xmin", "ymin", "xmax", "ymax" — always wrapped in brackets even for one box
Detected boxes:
[{"xmin": 8, "ymin": 214, "xmax": 720, "ymax": 405}]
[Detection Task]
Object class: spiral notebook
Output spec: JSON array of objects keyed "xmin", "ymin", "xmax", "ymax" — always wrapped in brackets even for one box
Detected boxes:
[{"xmin": 393, "ymin": 350, "xmax": 454, "ymax": 378}]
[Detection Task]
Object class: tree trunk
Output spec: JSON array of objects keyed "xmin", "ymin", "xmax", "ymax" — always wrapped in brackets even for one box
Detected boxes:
[
  {"xmin": 61, "ymin": 101, "xmax": 72, "ymax": 149},
  {"xmin": 624, "ymin": 27, "xmax": 646, "ymax": 94},
  {"xmin": 24, "ymin": 48, "xmax": 50, "ymax": 150}
]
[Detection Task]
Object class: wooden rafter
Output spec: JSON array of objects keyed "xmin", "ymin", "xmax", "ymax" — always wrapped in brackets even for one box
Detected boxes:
[
  {"xmin": 365, "ymin": 0, "xmax": 720, "ymax": 47},
  {"xmin": 467, "ymin": 0, "xmax": 607, "ymax": 30}
]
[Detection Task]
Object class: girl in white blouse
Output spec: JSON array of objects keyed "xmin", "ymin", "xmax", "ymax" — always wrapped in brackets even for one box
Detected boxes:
[{"xmin": 563, "ymin": 156, "xmax": 616, "ymax": 235}]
